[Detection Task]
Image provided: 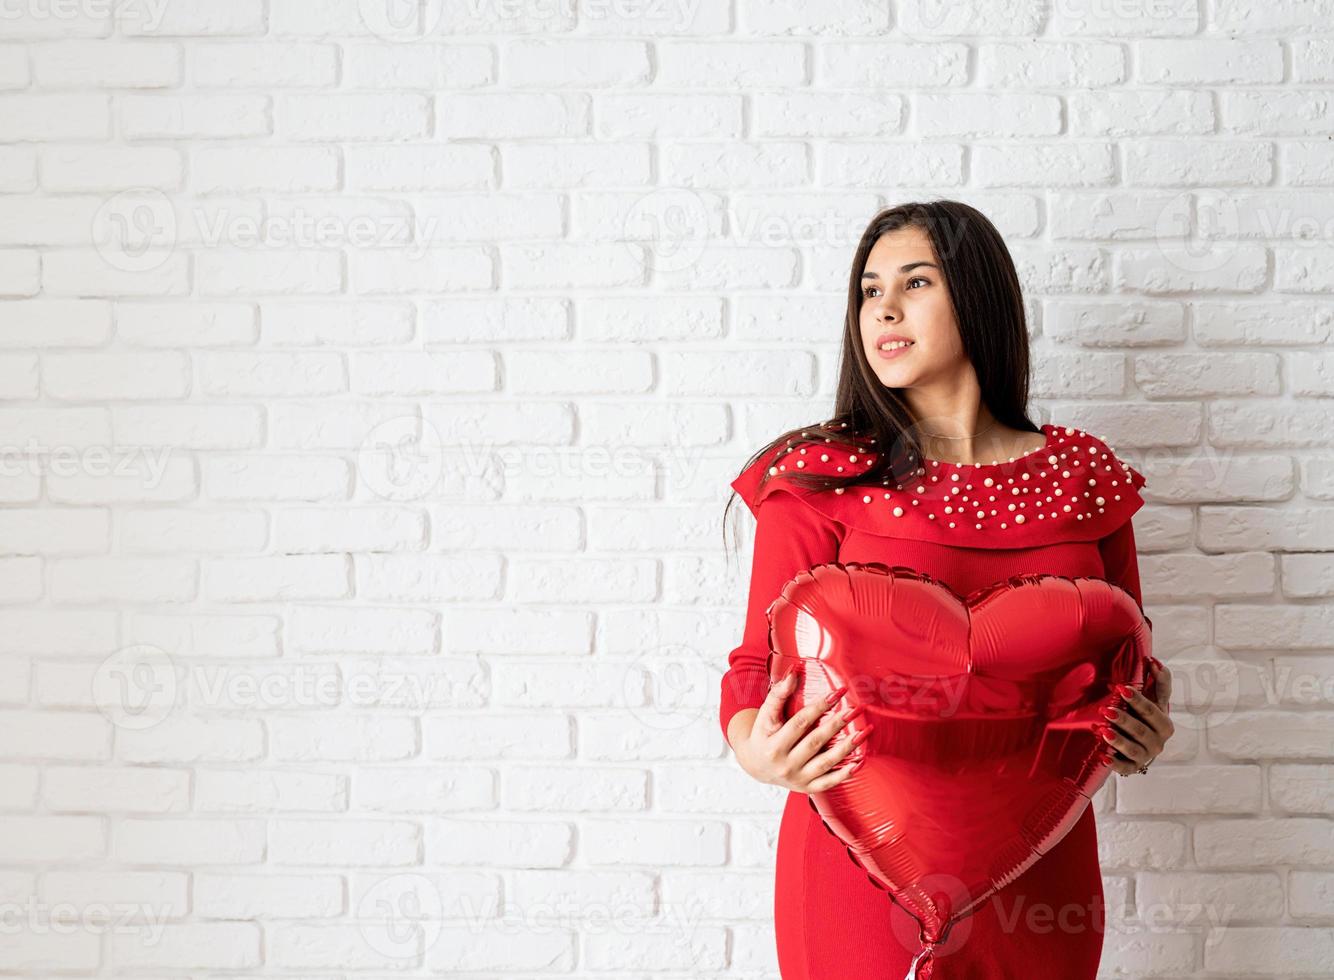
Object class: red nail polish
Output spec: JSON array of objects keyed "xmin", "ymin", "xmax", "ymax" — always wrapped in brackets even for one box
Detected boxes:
[
  {"xmin": 1116, "ymin": 684, "xmax": 1135, "ymax": 698},
  {"xmin": 841, "ymin": 704, "xmax": 867, "ymax": 723},
  {"xmin": 825, "ymin": 685, "xmax": 849, "ymax": 705},
  {"xmin": 851, "ymin": 726, "xmax": 874, "ymax": 746},
  {"xmin": 1100, "ymin": 705, "xmax": 1119, "ymax": 721}
]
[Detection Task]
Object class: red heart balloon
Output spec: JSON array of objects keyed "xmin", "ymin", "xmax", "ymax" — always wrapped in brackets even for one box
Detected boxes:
[{"xmin": 766, "ymin": 562, "xmax": 1156, "ymax": 979}]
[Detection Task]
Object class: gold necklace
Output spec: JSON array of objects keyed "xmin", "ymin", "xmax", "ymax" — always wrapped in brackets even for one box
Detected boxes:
[{"xmin": 920, "ymin": 418, "xmax": 999, "ymax": 441}]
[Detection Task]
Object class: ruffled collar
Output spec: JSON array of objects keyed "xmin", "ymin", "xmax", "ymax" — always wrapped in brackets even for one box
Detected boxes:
[{"xmin": 730, "ymin": 423, "xmax": 1146, "ymax": 549}]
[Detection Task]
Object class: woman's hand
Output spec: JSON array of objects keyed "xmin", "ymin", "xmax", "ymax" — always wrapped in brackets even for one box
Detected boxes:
[
  {"xmin": 732, "ymin": 672, "xmax": 871, "ymax": 793},
  {"xmin": 1098, "ymin": 660, "xmax": 1174, "ymax": 775}
]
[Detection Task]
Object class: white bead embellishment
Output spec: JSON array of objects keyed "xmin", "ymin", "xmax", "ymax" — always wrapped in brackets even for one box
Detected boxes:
[{"xmin": 757, "ymin": 424, "xmax": 1137, "ymax": 537}]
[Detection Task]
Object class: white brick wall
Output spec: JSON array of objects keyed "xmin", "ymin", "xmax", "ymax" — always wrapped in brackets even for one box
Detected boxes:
[{"xmin": 0, "ymin": 0, "xmax": 1330, "ymax": 976}]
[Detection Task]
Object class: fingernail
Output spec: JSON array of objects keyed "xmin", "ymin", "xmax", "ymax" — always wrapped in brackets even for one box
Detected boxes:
[
  {"xmin": 1116, "ymin": 684, "xmax": 1136, "ymax": 699},
  {"xmin": 1099, "ymin": 705, "xmax": 1119, "ymax": 721},
  {"xmin": 825, "ymin": 685, "xmax": 849, "ymax": 705},
  {"xmin": 851, "ymin": 726, "xmax": 874, "ymax": 746},
  {"xmin": 842, "ymin": 704, "xmax": 867, "ymax": 723},
  {"xmin": 1093, "ymin": 723, "xmax": 1109, "ymax": 738}
]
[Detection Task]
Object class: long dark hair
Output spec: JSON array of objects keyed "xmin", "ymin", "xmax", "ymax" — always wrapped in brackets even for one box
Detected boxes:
[{"xmin": 723, "ymin": 199, "xmax": 1040, "ymax": 553}]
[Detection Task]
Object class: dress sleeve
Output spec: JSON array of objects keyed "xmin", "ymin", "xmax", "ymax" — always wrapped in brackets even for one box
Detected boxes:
[
  {"xmin": 1097, "ymin": 517, "xmax": 1143, "ymax": 608},
  {"xmin": 720, "ymin": 489, "xmax": 842, "ymax": 747},
  {"xmin": 1097, "ymin": 512, "xmax": 1166, "ymax": 704}
]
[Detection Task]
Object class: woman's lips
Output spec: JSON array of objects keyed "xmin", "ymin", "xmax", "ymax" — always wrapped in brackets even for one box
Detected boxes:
[{"xmin": 875, "ymin": 341, "xmax": 915, "ymax": 361}]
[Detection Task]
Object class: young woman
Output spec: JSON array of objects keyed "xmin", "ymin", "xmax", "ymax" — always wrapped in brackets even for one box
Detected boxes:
[{"xmin": 721, "ymin": 200, "xmax": 1175, "ymax": 978}]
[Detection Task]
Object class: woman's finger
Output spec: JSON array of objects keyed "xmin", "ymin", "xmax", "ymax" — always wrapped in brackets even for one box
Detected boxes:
[
  {"xmin": 1105, "ymin": 705, "xmax": 1156, "ymax": 747},
  {"xmin": 1118, "ymin": 682, "xmax": 1175, "ymax": 741},
  {"xmin": 801, "ymin": 722, "xmax": 870, "ymax": 778},
  {"xmin": 1105, "ymin": 749, "xmax": 1140, "ymax": 776},
  {"xmin": 1152, "ymin": 661, "xmax": 1173, "ymax": 714},
  {"xmin": 770, "ymin": 678, "xmax": 841, "ymax": 752},
  {"xmin": 753, "ymin": 671, "xmax": 800, "ymax": 737},
  {"xmin": 787, "ymin": 702, "xmax": 858, "ymax": 766},
  {"xmin": 1097, "ymin": 724, "xmax": 1151, "ymax": 766}
]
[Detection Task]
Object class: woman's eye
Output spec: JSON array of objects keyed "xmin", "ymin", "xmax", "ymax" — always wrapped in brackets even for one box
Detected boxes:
[{"xmin": 863, "ymin": 279, "xmax": 928, "ymax": 298}]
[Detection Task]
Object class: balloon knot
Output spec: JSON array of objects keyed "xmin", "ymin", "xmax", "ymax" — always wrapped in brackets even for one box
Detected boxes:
[{"xmin": 905, "ymin": 942, "xmax": 937, "ymax": 980}]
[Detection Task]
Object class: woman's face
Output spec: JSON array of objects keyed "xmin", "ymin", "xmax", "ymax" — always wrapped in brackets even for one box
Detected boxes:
[{"xmin": 857, "ymin": 226, "xmax": 965, "ymax": 390}]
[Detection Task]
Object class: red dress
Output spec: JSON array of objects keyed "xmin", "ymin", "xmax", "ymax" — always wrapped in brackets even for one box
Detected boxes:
[{"xmin": 721, "ymin": 423, "xmax": 1148, "ymax": 980}]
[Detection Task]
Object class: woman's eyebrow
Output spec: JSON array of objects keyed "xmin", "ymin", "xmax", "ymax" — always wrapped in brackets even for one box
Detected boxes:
[{"xmin": 861, "ymin": 262, "xmax": 941, "ymax": 280}]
